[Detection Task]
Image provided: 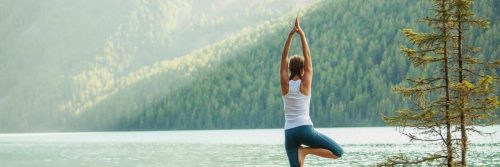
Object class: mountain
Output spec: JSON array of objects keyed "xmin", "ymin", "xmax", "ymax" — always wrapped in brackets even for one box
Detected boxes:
[
  {"xmin": 0, "ymin": 0, "xmax": 318, "ymax": 132},
  {"xmin": 75, "ymin": 0, "xmax": 499, "ymax": 131},
  {"xmin": 0, "ymin": 0, "xmax": 497, "ymax": 132}
]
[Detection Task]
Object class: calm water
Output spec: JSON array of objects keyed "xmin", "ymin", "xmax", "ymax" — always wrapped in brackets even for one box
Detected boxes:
[{"xmin": 0, "ymin": 126, "xmax": 499, "ymax": 167}]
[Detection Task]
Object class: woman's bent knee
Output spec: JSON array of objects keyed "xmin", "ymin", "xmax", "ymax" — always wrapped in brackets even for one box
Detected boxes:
[{"xmin": 333, "ymin": 146, "xmax": 343, "ymax": 158}]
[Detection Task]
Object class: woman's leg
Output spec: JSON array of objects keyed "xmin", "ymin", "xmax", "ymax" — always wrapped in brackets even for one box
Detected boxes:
[
  {"xmin": 285, "ymin": 129, "xmax": 301, "ymax": 167},
  {"xmin": 286, "ymin": 147, "xmax": 300, "ymax": 167},
  {"xmin": 299, "ymin": 146, "xmax": 339, "ymax": 159},
  {"xmin": 297, "ymin": 146, "xmax": 306, "ymax": 167},
  {"xmin": 297, "ymin": 126, "xmax": 344, "ymax": 159}
]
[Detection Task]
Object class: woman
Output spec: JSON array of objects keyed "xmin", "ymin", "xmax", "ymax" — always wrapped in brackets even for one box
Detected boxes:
[{"xmin": 280, "ymin": 18, "xmax": 343, "ymax": 167}]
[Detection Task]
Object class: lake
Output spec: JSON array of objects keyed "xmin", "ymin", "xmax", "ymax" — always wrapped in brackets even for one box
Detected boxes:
[{"xmin": 0, "ymin": 126, "xmax": 499, "ymax": 166}]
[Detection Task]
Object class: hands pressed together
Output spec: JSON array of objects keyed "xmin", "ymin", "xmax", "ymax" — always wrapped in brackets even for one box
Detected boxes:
[{"xmin": 289, "ymin": 17, "xmax": 304, "ymax": 36}]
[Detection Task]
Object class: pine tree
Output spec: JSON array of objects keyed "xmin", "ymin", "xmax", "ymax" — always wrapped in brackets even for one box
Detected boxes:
[
  {"xmin": 380, "ymin": 0, "xmax": 499, "ymax": 166},
  {"xmin": 450, "ymin": 0, "xmax": 499, "ymax": 166},
  {"xmin": 381, "ymin": 0, "xmax": 457, "ymax": 166}
]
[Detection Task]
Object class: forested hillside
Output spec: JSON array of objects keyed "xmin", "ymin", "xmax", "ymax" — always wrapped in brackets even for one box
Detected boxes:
[
  {"xmin": 1, "ymin": 0, "xmax": 497, "ymax": 132},
  {"xmin": 0, "ymin": 0, "xmax": 317, "ymax": 132},
  {"xmin": 74, "ymin": 0, "xmax": 499, "ymax": 131}
]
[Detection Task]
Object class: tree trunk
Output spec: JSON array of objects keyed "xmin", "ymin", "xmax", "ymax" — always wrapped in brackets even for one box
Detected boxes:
[
  {"xmin": 457, "ymin": 15, "xmax": 467, "ymax": 167},
  {"xmin": 442, "ymin": 0, "xmax": 453, "ymax": 166}
]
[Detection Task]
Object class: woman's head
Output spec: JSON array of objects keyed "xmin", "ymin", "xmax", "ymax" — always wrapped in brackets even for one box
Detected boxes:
[{"xmin": 288, "ymin": 55, "xmax": 304, "ymax": 80}]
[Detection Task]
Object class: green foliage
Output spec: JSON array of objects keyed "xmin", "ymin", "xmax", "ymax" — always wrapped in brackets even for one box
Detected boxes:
[
  {"xmin": 0, "ymin": 0, "xmax": 314, "ymax": 132},
  {"xmin": 75, "ymin": 0, "xmax": 499, "ymax": 131},
  {"xmin": 382, "ymin": 0, "xmax": 499, "ymax": 166},
  {"xmin": 0, "ymin": 0, "xmax": 498, "ymax": 132},
  {"xmin": 384, "ymin": 0, "xmax": 457, "ymax": 164}
]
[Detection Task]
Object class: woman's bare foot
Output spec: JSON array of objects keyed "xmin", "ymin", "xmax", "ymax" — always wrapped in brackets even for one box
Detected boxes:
[{"xmin": 298, "ymin": 146, "xmax": 307, "ymax": 167}]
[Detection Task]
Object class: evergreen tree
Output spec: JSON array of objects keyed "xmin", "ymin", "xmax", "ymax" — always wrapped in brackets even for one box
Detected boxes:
[
  {"xmin": 382, "ymin": 0, "xmax": 499, "ymax": 166},
  {"xmin": 382, "ymin": 0, "xmax": 457, "ymax": 165},
  {"xmin": 450, "ymin": 0, "xmax": 499, "ymax": 166}
]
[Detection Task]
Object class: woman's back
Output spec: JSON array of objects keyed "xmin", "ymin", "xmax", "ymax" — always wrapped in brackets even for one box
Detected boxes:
[{"xmin": 282, "ymin": 79, "xmax": 313, "ymax": 130}]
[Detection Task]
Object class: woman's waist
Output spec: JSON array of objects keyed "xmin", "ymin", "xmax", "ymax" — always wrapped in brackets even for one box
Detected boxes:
[{"xmin": 284, "ymin": 117, "xmax": 313, "ymax": 130}]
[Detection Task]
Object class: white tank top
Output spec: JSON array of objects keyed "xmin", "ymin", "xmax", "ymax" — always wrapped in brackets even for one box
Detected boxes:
[{"xmin": 282, "ymin": 80, "xmax": 313, "ymax": 130}]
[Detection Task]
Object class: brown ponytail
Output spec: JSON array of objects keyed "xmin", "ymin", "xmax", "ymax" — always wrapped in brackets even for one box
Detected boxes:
[{"xmin": 288, "ymin": 55, "xmax": 304, "ymax": 80}]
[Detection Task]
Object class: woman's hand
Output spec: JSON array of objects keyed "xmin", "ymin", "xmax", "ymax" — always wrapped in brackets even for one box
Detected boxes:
[
  {"xmin": 289, "ymin": 17, "xmax": 301, "ymax": 36},
  {"xmin": 294, "ymin": 17, "xmax": 303, "ymax": 34},
  {"xmin": 289, "ymin": 28, "xmax": 296, "ymax": 36}
]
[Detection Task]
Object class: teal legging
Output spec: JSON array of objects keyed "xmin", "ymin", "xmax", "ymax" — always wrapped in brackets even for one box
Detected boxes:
[{"xmin": 284, "ymin": 125, "xmax": 343, "ymax": 167}]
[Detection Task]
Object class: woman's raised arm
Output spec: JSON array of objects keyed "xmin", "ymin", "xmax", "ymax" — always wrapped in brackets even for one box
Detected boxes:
[
  {"xmin": 280, "ymin": 28, "xmax": 296, "ymax": 95},
  {"xmin": 296, "ymin": 18, "xmax": 313, "ymax": 96}
]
